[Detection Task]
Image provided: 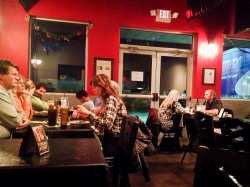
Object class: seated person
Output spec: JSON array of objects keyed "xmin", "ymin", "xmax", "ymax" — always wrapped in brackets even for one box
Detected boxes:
[
  {"xmin": 157, "ymin": 89, "xmax": 188, "ymax": 150},
  {"xmin": 71, "ymin": 90, "xmax": 95, "ymax": 119},
  {"xmin": 0, "ymin": 59, "xmax": 30, "ymax": 138},
  {"xmin": 12, "ymin": 75, "xmax": 34, "ymax": 119},
  {"xmin": 92, "ymin": 80, "xmax": 118, "ymax": 116},
  {"xmin": 202, "ymin": 89, "xmax": 223, "ymax": 116},
  {"xmin": 31, "ymin": 82, "xmax": 49, "ymax": 111}
]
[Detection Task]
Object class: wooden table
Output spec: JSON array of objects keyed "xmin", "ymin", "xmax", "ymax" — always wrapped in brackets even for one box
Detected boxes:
[{"xmin": 0, "ymin": 138, "xmax": 109, "ymax": 187}]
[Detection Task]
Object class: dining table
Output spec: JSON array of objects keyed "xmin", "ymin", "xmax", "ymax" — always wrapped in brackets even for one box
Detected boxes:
[
  {"xmin": 0, "ymin": 138, "xmax": 110, "ymax": 187},
  {"xmin": 12, "ymin": 117, "xmax": 95, "ymax": 139}
]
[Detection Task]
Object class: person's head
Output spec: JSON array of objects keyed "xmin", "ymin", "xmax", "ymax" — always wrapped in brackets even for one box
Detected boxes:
[
  {"xmin": 0, "ymin": 59, "xmax": 20, "ymax": 90},
  {"xmin": 168, "ymin": 89, "xmax": 180, "ymax": 101},
  {"xmin": 90, "ymin": 74, "xmax": 119, "ymax": 100},
  {"xmin": 14, "ymin": 74, "xmax": 25, "ymax": 95},
  {"xmin": 25, "ymin": 79, "xmax": 36, "ymax": 95},
  {"xmin": 204, "ymin": 89, "xmax": 216, "ymax": 102},
  {"xmin": 160, "ymin": 89, "xmax": 180, "ymax": 109},
  {"xmin": 76, "ymin": 90, "xmax": 89, "ymax": 103},
  {"xmin": 111, "ymin": 80, "xmax": 119, "ymax": 93},
  {"xmin": 35, "ymin": 82, "xmax": 48, "ymax": 97}
]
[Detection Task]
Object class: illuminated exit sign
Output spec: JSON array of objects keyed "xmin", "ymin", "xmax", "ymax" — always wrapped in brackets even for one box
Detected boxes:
[{"xmin": 156, "ymin": 9, "xmax": 171, "ymax": 23}]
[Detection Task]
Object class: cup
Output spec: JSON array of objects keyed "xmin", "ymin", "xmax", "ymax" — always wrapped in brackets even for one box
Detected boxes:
[
  {"xmin": 48, "ymin": 107, "xmax": 57, "ymax": 126},
  {"xmin": 60, "ymin": 107, "xmax": 69, "ymax": 128},
  {"xmin": 61, "ymin": 97, "xmax": 68, "ymax": 108}
]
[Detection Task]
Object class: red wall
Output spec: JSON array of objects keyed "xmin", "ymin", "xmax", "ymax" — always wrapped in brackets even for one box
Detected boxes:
[{"xmin": 0, "ymin": 0, "xmax": 232, "ymax": 98}]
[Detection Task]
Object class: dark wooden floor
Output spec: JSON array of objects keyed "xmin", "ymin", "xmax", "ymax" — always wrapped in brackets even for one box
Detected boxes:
[{"xmin": 129, "ymin": 135, "xmax": 196, "ymax": 187}]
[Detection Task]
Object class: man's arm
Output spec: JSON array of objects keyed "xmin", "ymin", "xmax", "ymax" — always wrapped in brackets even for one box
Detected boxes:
[{"xmin": 31, "ymin": 96, "xmax": 49, "ymax": 111}]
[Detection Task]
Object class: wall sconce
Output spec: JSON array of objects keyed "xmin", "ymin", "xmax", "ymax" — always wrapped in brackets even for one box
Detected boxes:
[
  {"xmin": 150, "ymin": 9, "xmax": 178, "ymax": 23},
  {"xmin": 199, "ymin": 42, "xmax": 219, "ymax": 59},
  {"xmin": 31, "ymin": 58, "xmax": 42, "ymax": 68}
]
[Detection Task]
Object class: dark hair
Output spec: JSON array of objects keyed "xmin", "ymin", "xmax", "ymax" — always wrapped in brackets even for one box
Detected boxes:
[
  {"xmin": 36, "ymin": 82, "xmax": 48, "ymax": 90},
  {"xmin": 76, "ymin": 90, "xmax": 88, "ymax": 99},
  {"xmin": 0, "ymin": 59, "xmax": 19, "ymax": 74}
]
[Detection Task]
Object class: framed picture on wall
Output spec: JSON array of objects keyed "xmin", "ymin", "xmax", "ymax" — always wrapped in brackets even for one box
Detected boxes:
[
  {"xmin": 203, "ymin": 68, "xmax": 216, "ymax": 85},
  {"xmin": 94, "ymin": 57, "xmax": 113, "ymax": 79}
]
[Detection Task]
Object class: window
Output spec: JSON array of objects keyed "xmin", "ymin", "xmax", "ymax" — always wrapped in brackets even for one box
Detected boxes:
[
  {"xmin": 30, "ymin": 17, "xmax": 86, "ymax": 93},
  {"xmin": 222, "ymin": 37, "xmax": 250, "ymax": 99}
]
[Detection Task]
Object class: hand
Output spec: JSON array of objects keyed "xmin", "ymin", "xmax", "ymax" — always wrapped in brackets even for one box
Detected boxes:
[
  {"xmin": 16, "ymin": 119, "xmax": 30, "ymax": 129},
  {"xmin": 71, "ymin": 110, "xmax": 79, "ymax": 119}
]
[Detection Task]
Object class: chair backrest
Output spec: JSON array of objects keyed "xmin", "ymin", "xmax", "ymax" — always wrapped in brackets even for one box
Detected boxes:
[
  {"xmin": 119, "ymin": 116, "xmax": 139, "ymax": 155},
  {"xmin": 183, "ymin": 113, "xmax": 197, "ymax": 143},
  {"xmin": 224, "ymin": 108, "xmax": 234, "ymax": 118},
  {"xmin": 117, "ymin": 116, "xmax": 142, "ymax": 173},
  {"xmin": 193, "ymin": 146, "xmax": 250, "ymax": 187},
  {"xmin": 172, "ymin": 112, "xmax": 183, "ymax": 129},
  {"xmin": 220, "ymin": 118, "xmax": 250, "ymax": 152},
  {"xmin": 194, "ymin": 111, "xmax": 215, "ymax": 147}
]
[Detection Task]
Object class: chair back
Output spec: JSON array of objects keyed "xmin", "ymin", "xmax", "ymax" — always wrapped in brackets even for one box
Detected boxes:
[
  {"xmin": 220, "ymin": 118, "xmax": 250, "ymax": 152},
  {"xmin": 183, "ymin": 113, "xmax": 197, "ymax": 144},
  {"xmin": 194, "ymin": 111, "xmax": 215, "ymax": 147},
  {"xmin": 119, "ymin": 116, "xmax": 139, "ymax": 154}
]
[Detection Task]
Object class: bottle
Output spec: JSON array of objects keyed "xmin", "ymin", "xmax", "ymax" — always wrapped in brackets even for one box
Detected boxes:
[{"xmin": 195, "ymin": 98, "xmax": 199, "ymax": 111}]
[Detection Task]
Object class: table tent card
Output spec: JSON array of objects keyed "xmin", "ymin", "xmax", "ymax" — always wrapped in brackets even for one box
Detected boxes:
[{"xmin": 19, "ymin": 124, "xmax": 49, "ymax": 157}]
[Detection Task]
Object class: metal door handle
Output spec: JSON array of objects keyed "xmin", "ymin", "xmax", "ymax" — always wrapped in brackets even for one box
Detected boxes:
[{"xmin": 152, "ymin": 93, "xmax": 158, "ymax": 101}]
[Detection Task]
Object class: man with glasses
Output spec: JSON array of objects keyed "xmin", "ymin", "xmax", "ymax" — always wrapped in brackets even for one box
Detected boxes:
[{"xmin": 0, "ymin": 59, "xmax": 30, "ymax": 138}]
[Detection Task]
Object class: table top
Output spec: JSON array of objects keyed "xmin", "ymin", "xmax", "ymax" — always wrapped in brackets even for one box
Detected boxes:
[
  {"xmin": 0, "ymin": 138, "xmax": 105, "ymax": 168},
  {"xmin": 12, "ymin": 119, "xmax": 95, "ymax": 138}
]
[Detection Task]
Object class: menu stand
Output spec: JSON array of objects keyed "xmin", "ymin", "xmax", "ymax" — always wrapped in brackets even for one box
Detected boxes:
[{"xmin": 19, "ymin": 124, "xmax": 49, "ymax": 157}]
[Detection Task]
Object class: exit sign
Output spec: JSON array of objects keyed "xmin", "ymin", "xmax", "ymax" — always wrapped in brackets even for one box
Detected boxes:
[{"xmin": 156, "ymin": 9, "xmax": 171, "ymax": 23}]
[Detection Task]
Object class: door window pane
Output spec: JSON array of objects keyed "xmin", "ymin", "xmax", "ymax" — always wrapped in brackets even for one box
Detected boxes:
[
  {"xmin": 122, "ymin": 53, "xmax": 152, "ymax": 95},
  {"xmin": 160, "ymin": 56, "xmax": 187, "ymax": 96}
]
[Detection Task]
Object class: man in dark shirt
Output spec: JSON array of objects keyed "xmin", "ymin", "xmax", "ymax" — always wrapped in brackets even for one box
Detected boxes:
[{"xmin": 203, "ymin": 89, "xmax": 223, "ymax": 116}]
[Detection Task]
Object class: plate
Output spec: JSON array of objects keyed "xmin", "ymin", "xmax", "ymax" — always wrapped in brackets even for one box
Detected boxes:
[
  {"xmin": 44, "ymin": 124, "xmax": 61, "ymax": 128},
  {"xmin": 69, "ymin": 120, "xmax": 90, "ymax": 128},
  {"xmin": 31, "ymin": 121, "xmax": 47, "ymax": 125},
  {"xmin": 69, "ymin": 120, "xmax": 90, "ymax": 125}
]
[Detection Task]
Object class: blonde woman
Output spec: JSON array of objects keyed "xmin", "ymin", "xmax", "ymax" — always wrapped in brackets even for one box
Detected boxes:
[
  {"xmin": 158, "ymin": 89, "xmax": 187, "ymax": 150},
  {"xmin": 12, "ymin": 75, "xmax": 34, "ymax": 119}
]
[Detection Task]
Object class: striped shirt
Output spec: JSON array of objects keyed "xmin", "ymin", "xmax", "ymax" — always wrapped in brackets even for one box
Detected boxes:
[
  {"xmin": 88, "ymin": 95, "xmax": 127, "ymax": 137},
  {"xmin": 0, "ymin": 85, "xmax": 26, "ymax": 138}
]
